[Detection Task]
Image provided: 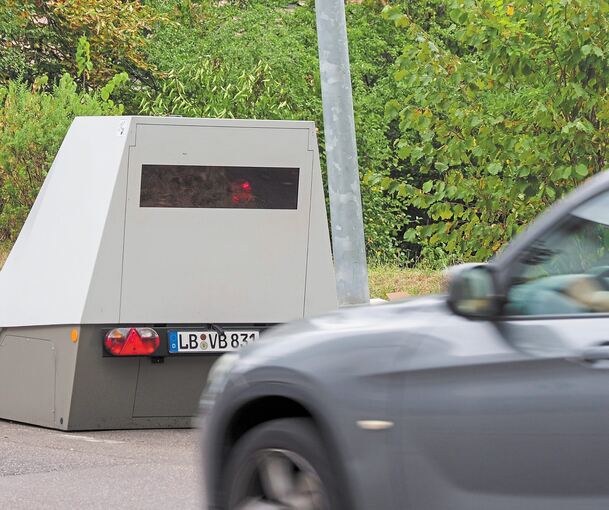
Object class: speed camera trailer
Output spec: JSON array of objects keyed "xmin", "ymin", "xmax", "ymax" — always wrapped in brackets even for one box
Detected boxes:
[{"xmin": 0, "ymin": 116, "xmax": 337, "ymax": 431}]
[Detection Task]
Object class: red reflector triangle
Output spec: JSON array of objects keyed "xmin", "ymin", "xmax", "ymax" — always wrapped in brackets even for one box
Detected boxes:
[{"xmin": 121, "ymin": 328, "xmax": 144, "ymax": 355}]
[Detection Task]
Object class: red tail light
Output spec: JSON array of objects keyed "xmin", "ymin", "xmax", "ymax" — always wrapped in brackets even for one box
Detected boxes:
[{"xmin": 104, "ymin": 328, "xmax": 160, "ymax": 356}]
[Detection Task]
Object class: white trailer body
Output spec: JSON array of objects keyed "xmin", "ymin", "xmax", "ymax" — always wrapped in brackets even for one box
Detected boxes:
[{"xmin": 0, "ymin": 116, "xmax": 337, "ymax": 430}]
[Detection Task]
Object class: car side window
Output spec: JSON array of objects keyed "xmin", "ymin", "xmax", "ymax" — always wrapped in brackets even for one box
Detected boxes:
[{"xmin": 506, "ymin": 191, "xmax": 609, "ymax": 316}]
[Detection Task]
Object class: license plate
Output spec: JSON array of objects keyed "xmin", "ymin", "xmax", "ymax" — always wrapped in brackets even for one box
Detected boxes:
[{"xmin": 168, "ymin": 330, "xmax": 259, "ymax": 353}]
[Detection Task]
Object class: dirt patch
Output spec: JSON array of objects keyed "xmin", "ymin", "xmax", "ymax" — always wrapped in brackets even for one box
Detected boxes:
[{"xmin": 368, "ymin": 265, "xmax": 445, "ymax": 299}]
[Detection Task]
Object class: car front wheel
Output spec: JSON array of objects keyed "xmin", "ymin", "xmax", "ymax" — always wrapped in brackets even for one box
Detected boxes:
[{"xmin": 221, "ymin": 418, "xmax": 342, "ymax": 510}]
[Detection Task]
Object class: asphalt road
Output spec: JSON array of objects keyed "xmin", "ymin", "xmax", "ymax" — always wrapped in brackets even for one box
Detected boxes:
[{"xmin": 0, "ymin": 420, "xmax": 205, "ymax": 509}]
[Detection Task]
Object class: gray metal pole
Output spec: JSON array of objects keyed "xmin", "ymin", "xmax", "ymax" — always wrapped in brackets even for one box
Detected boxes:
[{"xmin": 315, "ymin": 0, "xmax": 369, "ymax": 305}]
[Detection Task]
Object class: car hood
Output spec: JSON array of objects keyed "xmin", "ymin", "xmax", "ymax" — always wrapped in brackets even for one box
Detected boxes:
[{"xmin": 237, "ymin": 295, "xmax": 449, "ymax": 367}]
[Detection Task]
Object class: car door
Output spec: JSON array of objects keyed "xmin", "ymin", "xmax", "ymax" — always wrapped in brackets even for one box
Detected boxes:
[{"xmin": 397, "ymin": 189, "xmax": 609, "ymax": 510}]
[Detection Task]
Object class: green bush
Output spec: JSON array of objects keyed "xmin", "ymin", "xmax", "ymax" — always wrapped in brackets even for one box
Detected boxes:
[
  {"xmin": 0, "ymin": 74, "xmax": 124, "ymax": 239},
  {"xmin": 144, "ymin": 0, "xmax": 412, "ymax": 263},
  {"xmin": 0, "ymin": 0, "xmax": 161, "ymax": 86},
  {"xmin": 139, "ymin": 60, "xmax": 292, "ymax": 119},
  {"xmin": 385, "ymin": 0, "xmax": 609, "ymax": 264},
  {"xmin": 11, "ymin": 0, "xmax": 600, "ymax": 267},
  {"xmin": 0, "ymin": 0, "xmax": 433, "ymax": 264}
]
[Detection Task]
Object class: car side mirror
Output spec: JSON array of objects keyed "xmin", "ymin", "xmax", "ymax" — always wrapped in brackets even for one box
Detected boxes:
[{"xmin": 447, "ymin": 264, "xmax": 501, "ymax": 318}]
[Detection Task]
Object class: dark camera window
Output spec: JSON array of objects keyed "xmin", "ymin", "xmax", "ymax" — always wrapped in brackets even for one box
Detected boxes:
[{"xmin": 140, "ymin": 165, "xmax": 299, "ymax": 209}]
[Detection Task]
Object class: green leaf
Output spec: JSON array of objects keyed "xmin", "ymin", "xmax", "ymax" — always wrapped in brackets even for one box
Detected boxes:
[
  {"xmin": 394, "ymin": 69, "xmax": 408, "ymax": 81},
  {"xmin": 395, "ymin": 15, "xmax": 411, "ymax": 28},
  {"xmin": 403, "ymin": 228, "xmax": 417, "ymax": 242},
  {"xmin": 422, "ymin": 180, "xmax": 433, "ymax": 193},
  {"xmin": 571, "ymin": 82, "xmax": 585, "ymax": 98},
  {"xmin": 438, "ymin": 204, "xmax": 453, "ymax": 219},
  {"xmin": 575, "ymin": 164, "xmax": 589, "ymax": 177},
  {"xmin": 385, "ymin": 99, "xmax": 401, "ymax": 120},
  {"xmin": 397, "ymin": 183, "xmax": 412, "ymax": 197},
  {"xmin": 488, "ymin": 162, "xmax": 502, "ymax": 175},
  {"xmin": 382, "ymin": 5, "xmax": 403, "ymax": 21},
  {"xmin": 410, "ymin": 147, "xmax": 424, "ymax": 162}
]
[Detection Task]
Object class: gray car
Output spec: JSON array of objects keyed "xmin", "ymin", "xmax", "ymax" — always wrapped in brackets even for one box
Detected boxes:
[{"xmin": 202, "ymin": 171, "xmax": 609, "ymax": 510}]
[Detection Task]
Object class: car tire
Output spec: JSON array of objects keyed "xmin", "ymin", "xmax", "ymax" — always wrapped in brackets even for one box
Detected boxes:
[{"xmin": 221, "ymin": 418, "xmax": 345, "ymax": 510}]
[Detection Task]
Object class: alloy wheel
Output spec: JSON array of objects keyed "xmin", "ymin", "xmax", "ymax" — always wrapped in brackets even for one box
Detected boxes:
[{"xmin": 235, "ymin": 448, "xmax": 328, "ymax": 510}]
